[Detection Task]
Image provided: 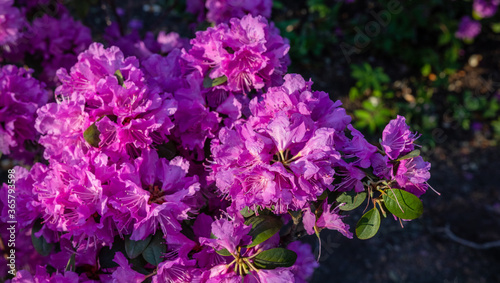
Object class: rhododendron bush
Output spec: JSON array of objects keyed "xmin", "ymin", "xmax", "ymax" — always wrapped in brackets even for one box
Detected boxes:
[{"xmin": 0, "ymin": 1, "xmax": 433, "ymax": 282}]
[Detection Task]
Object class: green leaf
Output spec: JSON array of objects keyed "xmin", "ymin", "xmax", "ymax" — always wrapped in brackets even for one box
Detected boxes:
[
  {"xmin": 240, "ymin": 206, "xmax": 255, "ymax": 218},
  {"xmin": 129, "ymin": 256, "xmax": 150, "ymax": 275},
  {"xmin": 98, "ymin": 236, "xmax": 126, "ymax": 268},
  {"xmin": 244, "ymin": 215, "xmax": 283, "ymax": 248},
  {"xmin": 396, "ymin": 149, "xmax": 421, "ymax": 161},
  {"xmin": 253, "ymin": 248, "xmax": 297, "ymax": 269},
  {"xmin": 336, "ymin": 191, "xmax": 367, "ymax": 211},
  {"xmin": 65, "ymin": 253, "xmax": 76, "ymax": 272},
  {"xmin": 491, "ymin": 22, "xmax": 500, "ymax": 33},
  {"xmin": 125, "ymin": 234, "xmax": 153, "ymax": 259},
  {"xmin": 83, "ymin": 123, "xmax": 101, "ymax": 148},
  {"xmin": 421, "ymin": 63, "xmax": 432, "ymax": 77},
  {"xmin": 31, "ymin": 218, "xmax": 55, "ymax": 256},
  {"xmin": 212, "ymin": 75, "xmax": 228, "ymax": 86},
  {"xmin": 203, "ymin": 75, "xmax": 228, "ymax": 88},
  {"xmin": 215, "ymin": 248, "xmax": 232, "ymax": 256},
  {"xmin": 382, "ymin": 189, "xmax": 423, "ymax": 220},
  {"xmin": 142, "ymin": 232, "xmax": 166, "ymax": 266},
  {"xmin": 355, "ymin": 208, "xmax": 381, "ymax": 240},
  {"xmin": 114, "ymin": 70, "xmax": 125, "ymax": 86}
]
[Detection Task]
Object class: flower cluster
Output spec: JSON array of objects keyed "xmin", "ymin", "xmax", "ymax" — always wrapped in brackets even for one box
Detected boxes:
[
  {"xmin": 104, "ymin": 21, "xmax": 190, "ymax": 60},
  {"xmin": 1, "ymin": 1, "xmax": 434, "ymax": 282},
  {"xmin": 1, "ymin": 2, "xmax": 91, "ymax": 86},
  {"xmin": 26, "ymin": 13, "xmax": 92, "ymax": 86},
  {"xmin": 187, "ymin": 0, "xmax": 272, "ymax": 24},
  {"xmin": 0, "ymin": 0, "xmax": 24, "ymax": 47},
  {"xmin": 456, "ymin": 0, "xmax": 500, "ymax": 41},
  {"xmin": 183, "ymin": 14, "xmax": 290, "ymax": 95},
  {"xmin": 210, "ymin": 74, "xmax": 352, "ymax": 214},
  {"xmin": 0, "ymin": 65, "xmax": 48, "ymax": 160},
  {"xmin": 455, "ymin": 16, "xmax": 482, "ymax": 40},
  {"xmin": 473, "ymin": 0, "xmax": 500, "ymax": 18}
]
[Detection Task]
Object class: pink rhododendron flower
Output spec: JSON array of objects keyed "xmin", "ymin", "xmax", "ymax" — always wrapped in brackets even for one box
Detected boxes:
[{"xmin": 0, "ymin": 65, "xmax": 48, "ymax": 160}]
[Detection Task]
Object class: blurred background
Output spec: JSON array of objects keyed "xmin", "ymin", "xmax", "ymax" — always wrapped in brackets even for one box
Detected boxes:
[{"xmin": 3, "ymin": 0, "xmax": 500, "ymax": 282}]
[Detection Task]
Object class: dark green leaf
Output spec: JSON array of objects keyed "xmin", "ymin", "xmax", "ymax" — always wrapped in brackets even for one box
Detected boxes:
[
  {"xmin": 396, "ymin": 149, "xmax": 421, "ymax": 161},
  {"xmin": 355, "ymin": 208, "xmax": 381, "ymax": 240},
  {"xmin": 382, "ymin": 189, "xmax": 423, "ymax": 220},
  {"xmin": 125, "ymin": 234, "xmax": 152, "ymax": 259},
  {"xmin": 215, "ymin": 248, "xmax": 232, "ymax": 256},
  {"xmin": 244, "ymin": 215, "xmax": 283, "ymax": 248},
  {"xmin": 253, "ymin": 248, "xmax": 297, "ymax": 269},
  {"xmin": 98, "ymin": 236, "xmax": 126, "ymax": 268},
  {"xmin": 83, "ymin": 123, "xmax": 101, "ymax": 148},
  {"xmin": 203, "ymin": 75, "xmax": 228, "ymax": 88},
  {"xmin": 336, "ymin": 191, "xmax": 367, "ymax": 211},
  {"xmin": 65, "ymin": 253, "xmax": 76, "ymax": 272},
  {"xmin": 129, "ymin": 256, "xmax": 150, "ymax": 275},
  {"xmin": 142, "ymin": 232, "xmax": 166, "ymax": 266},
  {"xmin": 31, "ymin": 218, "xmax": 54, "ymax": 256}
]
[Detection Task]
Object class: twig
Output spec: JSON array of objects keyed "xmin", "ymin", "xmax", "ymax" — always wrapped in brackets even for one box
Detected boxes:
[{"xmin": 436, "ymin": 225, "xmax": 500, "ymax": 249}]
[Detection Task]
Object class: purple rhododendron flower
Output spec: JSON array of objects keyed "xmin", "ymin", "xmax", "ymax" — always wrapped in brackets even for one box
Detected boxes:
[
  {"xmin": 38, "ymin": 43, "xmax": 176, "ymax": 163},
  {"xmin": 27, "ymin": 13, "xmax": 92, "ymax": 85},
  {"xmin": 316, "ymin": 201, "xmax": 353, "ymax": 238},
  {"xmin": 287, "ymin": 241, "xmax": 319, "ymax": 283},
  {"xmin": 302, "ymin": 199, "xmax": 352, "ymax": 238},
  {"xmin": 455, "ymin": 16, "xmax": 481, "ymax": 40},
  {"xmin": 104, "ymin": 22, "xmax": 190, "ymax": 60},
  {"xmin": 0, "ymin": 0, "xmax": 24, "ymax": 46},
  {"xmin": 380, "ymin": 115, "xmax": 419, "ymax": 160},
  {"xmin": 0, "ymin": 65, "xmax": 48, "ymax": 159},
  {"xmin": 186, "ymin": 0, "xmax": 272, "ymax": 24},
  {"xmin": 393, "ymin": 156, "xmax": 431, "ymax": 197},
  {"xmin": 11, "ymin": 265, "xmax": 79, "ymax": 283},
  {"xmin": 184, "ymin": 14, "xmax": 290, "ymax": 95},
  {"xmin": 112, "ymin": 252, "xmax": 146, "ymax": 282},
  {"xmin": 201, "ymin": 217, "xmax": 252, "ymax": 254},
  {"xmin": 206, "ymin": 0, "xmax": 272, "ymax": 24},
  {"xmin": 210, "ymin": 74, "xmax": 357, "ymax": 213},
  {"xmin": 473, "ymin": 0, "xmax": 500, "ymax": 18}
]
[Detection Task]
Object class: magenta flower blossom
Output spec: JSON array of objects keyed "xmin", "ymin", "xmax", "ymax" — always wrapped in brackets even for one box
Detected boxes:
[
  {"xmin": 35, "ymin": 99, "xmax": 90, "ymax": 163},
  {"xmin": 473, "ymin": 0, "xmax": 500, "ymax": 18},
  {"xmin": 0, "ymin": 65, "xmax": 48, "ymax": 159},
  {"xmin": 342, "ymin": 124, "xmax": 377, "ymax": 168},
  {"xmin": 186, "ymin": 0, "xmax": 272, "ymax": 24},
  {"xmin": 205, "ymin": 0, "xmax": 272, "ymax": 24},
  {"xmin": 0, "ymin": 0, "xmax": 24, "ymax": 46},
  {"xmin": 11, "ymin": 265, "xmax": 79, "ymax": 283},
  {"xmin": 31, "ymin": 160, "xmax": 105, "ymax": 238},
  {"xmin": 38, "ymin": 43, "xmax": 176, "ymax": 163},
  {"xmin": 210, "ymin": 74, "xmax": 356, "ymax": 214},
  {"xmin": 105, "ymin": 22, "xmax": 190, "ymax": 60},
  {"xmin": 111, "ymin": 252, "xmax": 146, "ymax": 282},
  {"xmin": 154, "ymin": 258, "xmax": 202, "ymax": 283},
  {"xmin": 0, "ymin": 222, "xmax": 46, "ymax": 277},
  {"xmin": 393, "ymin": 156, "xmax": 431, "ymax": 197},
  {"xmin": 302, "ymin": 199, "xmax": 352, "ymax": 238},
  {"xmin": 455, "ymin": 16, "xmax": 481, "ymax": 40},
  {"xmin": 287, "ymin": 241, "xmax": 319, "ymax": 283},
  {"xmin": 108, "ymin": 149, "xmax": 199, "ymax": 240},
  {"xmin": 27, "ymin": 13, "xmax": 92, "ymax": 85},
  {"xmin": 0, "ymin": 165, "xmax": 46, "ymax": 229},
  {"xmin": 202, "ymin": 217, "xmax": 252, "ymax": 254},
  {"xmin": 380, "ymin": 115, "xmax": 419, "ymax": 160},
  {"xmin": 184, "ymin": 14, "xmax": 290, "ymax": 94}
]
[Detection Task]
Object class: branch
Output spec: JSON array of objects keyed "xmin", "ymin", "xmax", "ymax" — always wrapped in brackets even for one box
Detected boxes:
[{"xmin": 436, "ymin": 225, "xmax": 500, "ymax": 250}]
